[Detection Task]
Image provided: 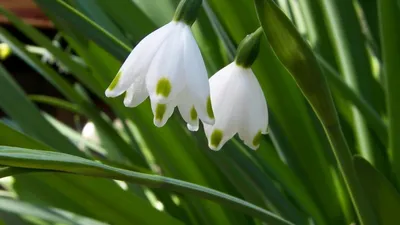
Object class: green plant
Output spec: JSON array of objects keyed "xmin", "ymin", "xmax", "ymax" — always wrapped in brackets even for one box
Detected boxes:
[{"xmin": 0, "ymin": 0, "xmax": 398, "ymax": 224}]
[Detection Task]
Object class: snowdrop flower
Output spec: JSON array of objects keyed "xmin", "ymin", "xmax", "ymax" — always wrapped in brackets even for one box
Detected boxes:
[
  {"xmin": 204, "ymin": 28, "xmax": 269, "ymax": 150},
  {"xmin": 105, "ymin": 0, "xmax": 214, "ymax": 130}
]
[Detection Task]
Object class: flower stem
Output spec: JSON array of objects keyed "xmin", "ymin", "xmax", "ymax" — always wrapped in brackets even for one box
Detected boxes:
[
  {"xmin": 235, "ymin": 27, "xmax": 263, "ymax": 68},
  {"xmin": 173, "ymin": 0, "xmax": 202, "ymax": 26}
]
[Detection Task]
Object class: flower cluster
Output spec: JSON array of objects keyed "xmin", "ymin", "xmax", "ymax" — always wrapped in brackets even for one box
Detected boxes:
[{"xmin": 105, "ymin": 0, "xmax": 268, "ymax": 150}]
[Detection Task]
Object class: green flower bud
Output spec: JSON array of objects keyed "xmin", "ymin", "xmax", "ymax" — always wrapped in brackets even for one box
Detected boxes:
[
  {"xmin": 235, "ymin": 28, "xmax": 263, "ymax": 68},
  {"xmin": 173, "ymin": 0, "xmax": 202, "ymax": 26}
]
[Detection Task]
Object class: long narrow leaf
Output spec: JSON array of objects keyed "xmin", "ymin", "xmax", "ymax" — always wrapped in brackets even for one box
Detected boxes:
[
  {"xmin": 0, "ymin": 63, "xmax": 81, "ymax": 156},
  {"xmin": 316, "ymin": 0, "xmax": 385, "ymax": 169},
  {"xmin": 379, "ymin": 0, "xmax": 400, "ymax": 186},
  {"xmin": 0, "ymin": 146, "xmax": 293, "ymax": 225},
  {"xmin": 34, "ymin": 0, "xmax": 130, "ymax": 61},
  {"xmin": 0, "ymin": 26, "xmax": 146, "ymax": 167},
  {"xmin": 0, "ymin": 118, "xmax": 184, "ymax": 225},
  {"xmin": 354, "ymin": 156, "xmax": 400, "ymax": 225},
  {"xmin": 253, "ymin": 1, "xmax": 378, "ymax": 224},
  {"xmin": 0, "ymin": 197, "xmax": 106, "ymax": 225}
]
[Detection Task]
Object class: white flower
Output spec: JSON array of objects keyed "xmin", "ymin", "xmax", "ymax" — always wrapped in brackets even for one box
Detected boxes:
[
  {"xmin": 204, "ymin": 62, "xmax": 268, "ymax": 151},
  {"xmin": 105, "ymin": 21, "xmax": 214, "ymax": 130}
]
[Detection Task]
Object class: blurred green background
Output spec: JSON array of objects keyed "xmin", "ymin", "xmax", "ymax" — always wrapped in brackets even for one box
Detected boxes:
[{"xmin": 0, "ymin": 0, "xmax": 399, "ymax": 224}]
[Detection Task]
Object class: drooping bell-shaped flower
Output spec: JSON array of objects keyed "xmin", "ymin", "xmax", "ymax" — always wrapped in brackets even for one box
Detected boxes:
[
  {"xmin": 204, "ymin": 28, "xmax": 269, "ymax": 150},
  {"xmin": 105, "ymin": 0, "xmax": 214, "ymax": 130}
]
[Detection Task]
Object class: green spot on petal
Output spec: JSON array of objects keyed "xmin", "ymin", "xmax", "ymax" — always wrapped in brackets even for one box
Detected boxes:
[
  {"xmin": 156, "ymin": 78, "xmax": 171, "ymax": 97},
  {"xmin": 108, "ymin": 71, "xmax": 121, "ymax": 91},
  {"xmin": 190, "ymin": 106, "xmax": 197, "ymax": 121},
  {"xmin": 155, "ymin": 104, "xmax": 166, "ymax": 121},
  {"xmin": 207, "ymin": 96, "xmax": 214, "ymax": 119},
  {"xmin": 210, "ymin": 129, "xmax": 223, "ymax": 148},
  {"xmin": 252, "ymin": 131, "xmax": 262, "ymax": 146}
]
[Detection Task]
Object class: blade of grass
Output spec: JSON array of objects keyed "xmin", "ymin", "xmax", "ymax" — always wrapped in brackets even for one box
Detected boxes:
[
  {"xmin": 379, "ymin": 0, "xmax": 400, "ymax": 187},
  {"xmin": 0, "ymin": 5, "xmax": 106, "ymax": 98},
  {"xmin": 191, "ymin": 8, "xmax": 227, "ymax": 74},
  {"xmin": 358, "ymin": 0, "xmax": 381, "ymax": 55},
  {"xmin": 316, "ymin": 0, "xmax": 385, "ymax": 168},
  {"xmin": 34, "ymin": 0, "xmax": 130, "ymax": 61},
  {"xmin": 0, "ymin": 122, "xmax": 53, "ymax": 151},
  {"xmin": 13, "ymin": 173, "xmax": 183, "ymax": 225},
  {"xmin": 0, "ymin": 63, "xmax": 82, "ymax": 156},
  {"xmin": 95, "ymin": 0, "xmax": 156, "ymax": 41},
  {"xmin": 253, "ymin": 0, "xmax": 378, "ymax": 224},
  {"xmin": 29, "ymin": 95, "xmax": 81, "ymax": 115},
  {"xmin": 316, "ymin": 56, "xmax": 387, "ymax": 145},
  {"xmin": 296, "ymin": 0, "xmax": 354, "ymax": 147},
  {"xmin": 202, "ymin": 0, "xmax": 236, "ymax": 59},
  {"xmin": 0, "ymin": 146, "xmax": 294, "ymax": 225},
  {"xmin": 130, "ymin": 0, "xmax": 176, "ymax": 26},
  {"xmin": 248, "ymin": 138, "xmax": 326, "ymax": 225},
  {"xmin": 10, "ymin": 1, "xmax": 150, "ymax": 162},
  {"xmin": 43, "ymin": 113, "xmax": 151, "ymax": 173},
  {"xmin": 33, "ymin": 2, "xmax": 248, "ymax": 223},
  {"xmin": 0, "ymin": 197, "xmax": 106, "ymax": 225},
  {"xmin": 207, "ymin": 0, "xmax": 341, "ymax": 222},
  {"xmin": 226, "ymin": 142, "xmax": 308, "ymax": 224},
  {"xmin": 0, "ymin": 27, "xmax": 147, "ymax": 167},
  {"xmin": 66, "ymin": 0, "xmax": 130, "ymax": 44},
  {"xmin": 193, "ymin": 132, "xmax": 305, "ymax": 224},
  {"xmin": 354, "ymin": 156, "xmax": 400, "ymax": 225},
  {"xmin": 0, "ymin": 123, "xmax": 183, "ymax": 225}
]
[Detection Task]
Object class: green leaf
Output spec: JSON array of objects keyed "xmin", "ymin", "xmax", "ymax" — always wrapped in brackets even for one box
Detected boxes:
[
  {"xmin": 208, "ymin": 0, "xmax": 340, "ymax": 223},
  {"xmin": 131, "ymin": 0, "xmax": 176, "ymax": 26},
  {"xmin": 225, "ymin": 142, "xmax": 308, "ymax": 224},
  {"xmin": 0, "ymin": 211, "xmax": 28, "ymax": 225},
  {"xmin": 0, "ymin": 25, "xmax": 146, "ymax": 167},
  {"xmin": 29, "ymin": 95, "xmax": 81, "ymax": 115},
  {"xmin": 316, "ymin": 56, "xmax": 387, "ymax": 146},
  {"xmin": 0, "ymin": 197, "xmax": 106, "ymax": 225},
  {"xmin": 0, "ymin": 118, "xmax": 184, "ymax": 225},
  {"xmin": 359, "ymin": 0, "xmax": 380, "ymax": 54},
  {"xmin": 0, "ymin": 146, "xmax": 293, "ymax": 225},
  {"xmin": 66, "ymin": 0, "xmax": 131, "ymax": 44},
  {"xmin": 354, "ymin": 156, "xmax": 400, "ymax": 225},
  {"xmin": 34, "ymin": 0, "xmax": 130, "ymax": 61},
  {"xmin": 13, "ymin": 173, "xmax": 183, "ymax": 225},
  {"xmin": 0, "ymin": 62, "xmax": 82, "ymax": 156},
  {"xmin": 315, "ymin": 0, "xmax": 385, "ymax": 167},
  {"xmin": 95, "ymin": 0, "xmax": 156, "ymax": 41},
  {"xmin": 0, "ymin": 122, "xmax": 54, "ymax": 151},
  {"xmin": 379, "ymin": 0, "xmax": 400, "ymax": 186},
  {"xmin": 253, "ymin": 1, "xmax": 378, "ymax": 225},
  {"xmin": 32, "ymin": 2, "xmax": 249, "ymax": 223},
  {"xmin": 248, "ymin": 139, "xmax": 324, "ymax": 225},
  {"xmin": 0, "ymin": 5, "xmax": 104, "ymax": 98},
  {"xmin": 191, "ymin": 8, "xmax": 227, "ymax": 74}
]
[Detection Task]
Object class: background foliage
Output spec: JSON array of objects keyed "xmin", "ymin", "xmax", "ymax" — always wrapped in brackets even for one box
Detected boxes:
[{"xmin": 0, "ymin": 0, "xmax": 399, "ymax": 224}]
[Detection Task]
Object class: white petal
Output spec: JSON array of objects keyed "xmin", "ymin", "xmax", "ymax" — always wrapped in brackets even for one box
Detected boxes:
[
  {"xmin": 123, "ymin": 74, "xmax": 148, "ymax": 107},
  {"xmin": 204, "ymin": 63, "xmax": 246, "ymax": 150},
  {"xmin": 150, "ymin": 97, "xmax": 177, "ymax": 127},
  {"xmin": 105, "ymin": 22, "xmax": 175, "ymax": 97},
  {"xmin": 146, "ymin": 22, "xmax": 186, "ymax": 104},
  {"xmin": 187, "ymin": 123, "xmax": 199, "ymax": 132},
  {"xmin": 182, "ymin": 25, "xmax": 214, "ymax": 125},
  {"xmin": 238, "ymin": 68, "xmax": 269, "ymax": 150},
  {"xmin": 177, "ymin": 89, "xmax": 199, "ymax": 132}
]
